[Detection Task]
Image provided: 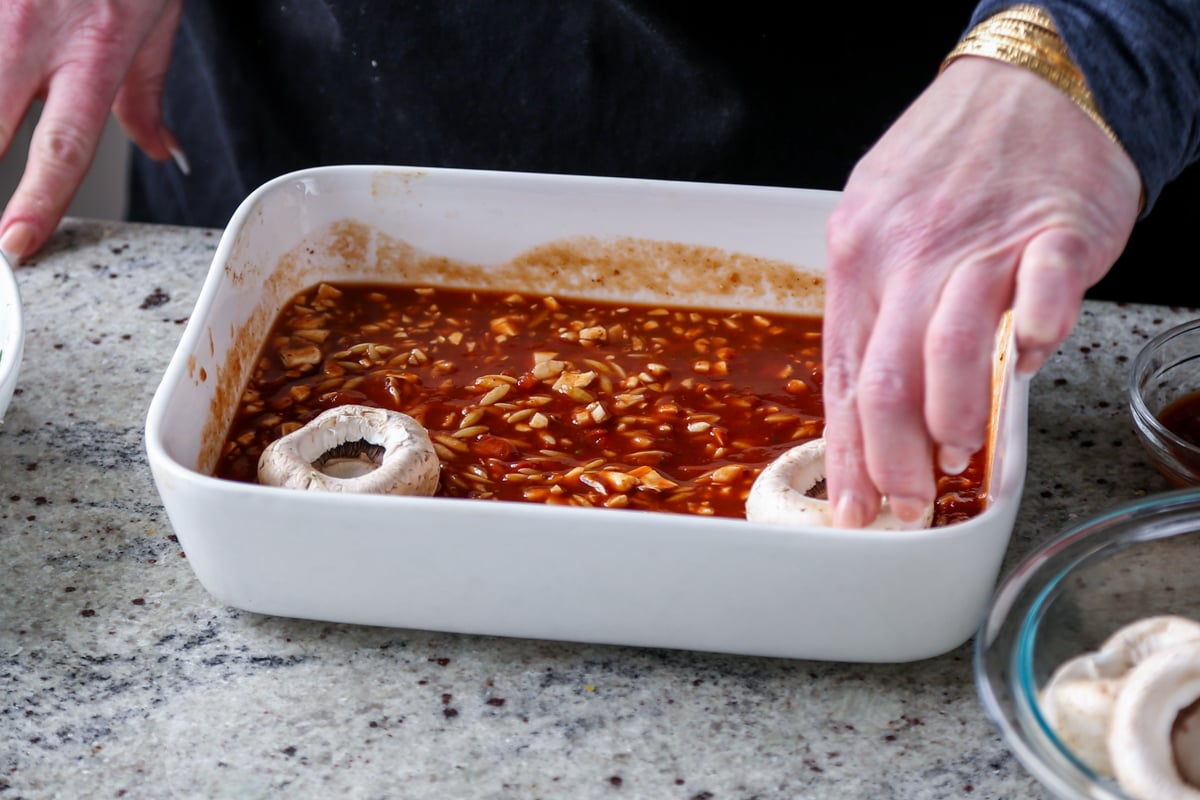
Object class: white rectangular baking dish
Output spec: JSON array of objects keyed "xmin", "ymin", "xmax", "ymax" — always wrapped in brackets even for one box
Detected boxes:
[
  {"xmin": 0, "ymin": 251, "xmax": 23, "ymax": 423},
  {"xmin": 144, "ymin": 165, "xmax": 1028, "ymax": 662}
]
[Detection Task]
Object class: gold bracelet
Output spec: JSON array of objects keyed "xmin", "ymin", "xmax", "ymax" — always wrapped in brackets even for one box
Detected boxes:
[{"xmin": 941, "ymin": 4, "xmax": 1121, "ymax": 147}]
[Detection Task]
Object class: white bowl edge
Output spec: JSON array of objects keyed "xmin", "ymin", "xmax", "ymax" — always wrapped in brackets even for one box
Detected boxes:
[{"xmin": 0, "ymin": 250, "xmax": 24, "ymax": 423}]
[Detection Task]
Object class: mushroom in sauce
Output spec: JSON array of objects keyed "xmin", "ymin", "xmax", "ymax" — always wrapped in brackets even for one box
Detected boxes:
[
  {"xmin": 257, "ymin": 404, "xmax": 440, "ymax": 496},
  {"xmin": 744, "ymin": 438, "xmax": 933, "ymax": 530}
]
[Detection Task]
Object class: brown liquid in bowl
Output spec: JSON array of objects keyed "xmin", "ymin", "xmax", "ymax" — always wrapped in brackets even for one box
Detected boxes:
[{"xmin": 1158, "ymin": 390, "xmax": 1200, "ymax": 449}]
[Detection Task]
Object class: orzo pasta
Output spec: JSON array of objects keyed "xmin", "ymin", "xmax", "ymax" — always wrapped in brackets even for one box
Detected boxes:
[{"xmin": 214, "ymin": 282, "xmax": 987, "ymax": 524}]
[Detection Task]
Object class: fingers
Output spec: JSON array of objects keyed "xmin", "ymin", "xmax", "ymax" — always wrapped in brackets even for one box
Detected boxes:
[
  {"xmin": 1011, "ymin": 229, "xmax": 1091, "ymax": 376},
  {"xmin": 830, "ymin": 227, "xmax": 1097, "ymax": 531},
  {"xmin": 821, "ymin": 201, "xmax": 888, "ymax": 529},
  {"xmin": 827, "ymin": 255, "xmax": 1008, "ymax": 528},
  {"xmin": 0, "ymin": 7, "xmax": 49, "ymax": 259},
  {"xmin": 821, "ymin": 280, "xmax": 881, "ymax": 530},
  {"xmin": 923, "ymin": 254, "xmax": 1015, "ymax": 475},
  {"xmin": 112, "ymin": 0, "xmax": 186, "ymax": 169},
  {"xmin": 853, "ymin": 277, "xmax": 940, "ymax": 522},
  {"xmin": 0, "ymin": 15, "xmax": 42, "ymax": 160},
  {"xmin": 820, "ymin": 58, "xmax": 1141, "ymax": 530},
  {"xmin": 0, "ymin": 1, "xmax": 183, "ymax": 260},
  {"xmin": 0, "ymin": 67, "xmax": 116, "ymax": 258}
]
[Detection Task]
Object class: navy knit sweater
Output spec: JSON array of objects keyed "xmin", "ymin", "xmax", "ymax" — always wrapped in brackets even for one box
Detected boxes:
[
  {"xmin": 128, "ymin": 2, "xmax": 1200, "ymax": 304},
  {"xmin": 971, "ymin": 0, "xmax": 1200, "ymax": 213}
]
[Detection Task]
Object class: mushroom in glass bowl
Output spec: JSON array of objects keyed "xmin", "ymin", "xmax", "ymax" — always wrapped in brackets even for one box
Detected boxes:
[
  {"xmin": 1038, "ymin": 614, "xmax": 1200, "ymax": 796},
  {"xmin": 976, "ymin": 489, "xmax": 1200, "ymax": 800}
]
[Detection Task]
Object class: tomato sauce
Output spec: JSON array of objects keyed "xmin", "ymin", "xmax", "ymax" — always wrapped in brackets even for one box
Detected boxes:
[{"xmin": 214, "ymin": 283, "xmax": 988, "ymax": 524}]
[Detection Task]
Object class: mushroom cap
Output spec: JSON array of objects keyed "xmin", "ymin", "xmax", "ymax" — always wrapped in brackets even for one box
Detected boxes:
[
  {"xmin": 1038, "ymin": 616, "xmax": 1200, "ymax": 781},
  {"xmin": 1038, "ymin": 671, "xmax": 1124, "ymax": 776},
  {"xmin": 257, "ymin": 404, "xmax": 440, "ymax": 496},
  {"xmin": 1101, "ymin": 615, "xmax": 1200, "ymax": 670},
  {"xmin": 1108, "ymin": 639, "xmax": 1200, "ymax": 800},
  {"xmin": 744, "ymin": 438, "xmax": 933, "ymax": 530}
]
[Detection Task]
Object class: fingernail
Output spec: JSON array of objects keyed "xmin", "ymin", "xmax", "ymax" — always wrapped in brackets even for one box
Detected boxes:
[
  {"xmin": 159, "ymin": 125, "xmax": 192, "ymax": 176},
  {"xmin": 890, "ymin": 496, "xmax": 932, "ymax": 524},
  {"xmin": 0, "ymin": 222, "xmax": 35, "ymax": 261},
  {"xmin": 833, "ymin": 492, "xmax": 866, "ymax": 528},
  {"xmin": 169, "ymin": 145, "xmax": 191, "ymax": 176},
  {"xmin": 1017, "ymin": 346, "xmax": 1051, "ymax": 376},
  {"xmin": 938, "ymin": 445, "xmax": 975, "ymax": 475}
]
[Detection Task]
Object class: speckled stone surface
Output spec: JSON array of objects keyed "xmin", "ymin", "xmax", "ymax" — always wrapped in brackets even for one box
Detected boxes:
[{"xmin": 0, "ymin": 218, "xmax": 1195, "ymax": 799}]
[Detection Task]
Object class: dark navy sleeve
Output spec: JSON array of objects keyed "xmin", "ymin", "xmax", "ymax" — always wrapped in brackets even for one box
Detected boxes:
[{"xmin": 968, "ymin": 1, "xmax": 1200, "ymax": 212}]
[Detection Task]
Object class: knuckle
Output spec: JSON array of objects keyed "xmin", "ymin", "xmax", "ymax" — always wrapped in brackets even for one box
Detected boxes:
[
  {"xmin": 925, "ymin": 320, "xmax": 987, "ymax": 365},
  {"xmin": 825, "ymin": 203, "xmax": 871, "ymax": 267},
  {"xmin": 820, "ymin": 353, "xmax": 858, "ymax": 402},
  {"xmin": 856, "ymin": 365, "xmax": 909, "ymax": 411},
  {"xmin": 929, "ymin": 390, "xmax": 988, "ymax": 439},
  {"xmin": 827, "ymin": 199, "xmax": 941, "ymax": 290},
  {"xmin": 823, "ymin": 436, "xmax": 862, "ymax": 476},
  {"xmin": 33, "ymin": 121, "xmax": 95, "ymax": 174},
  {"xmin": 1043, "ymin": 227, "xmax": 1093, "ymax": 261},
  {"xmin": 0, "ymin": 2, "xmax": 38, "ymax": 39},
  {"xmin": 75, "ymin": 1, "xmax": 126, "ymax": 42}
]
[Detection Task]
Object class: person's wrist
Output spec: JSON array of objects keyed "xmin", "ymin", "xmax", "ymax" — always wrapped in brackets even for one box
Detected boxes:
[
  {"xmin": 941, "ymin": 6, "xmax": 1115, "ymax": 144},
  {"xmin": 941, "ymin": 4, "xmax": 1143, "ymax": 210}
]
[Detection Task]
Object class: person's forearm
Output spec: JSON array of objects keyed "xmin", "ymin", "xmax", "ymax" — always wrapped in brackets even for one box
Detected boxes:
[{"xmin": 969, "ymin": 0, "xmax": 1200, "ymax": 213}]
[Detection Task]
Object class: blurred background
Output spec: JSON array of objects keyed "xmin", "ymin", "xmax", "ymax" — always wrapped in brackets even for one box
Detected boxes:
[{"xmin": 0, "ymin": 98, "xmax": 1194, "ymax": 309}]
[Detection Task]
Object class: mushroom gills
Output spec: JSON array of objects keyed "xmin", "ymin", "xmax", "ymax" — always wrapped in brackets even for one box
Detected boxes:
[{"xmin": 315, "ymin": 439, "xmax": 387, "ymax": 479}]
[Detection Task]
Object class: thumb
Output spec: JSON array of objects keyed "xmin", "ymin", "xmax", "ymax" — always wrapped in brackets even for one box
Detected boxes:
[{"xmin": 1011, "ymin": 227, "xmax": 1095, "ymax": 376}]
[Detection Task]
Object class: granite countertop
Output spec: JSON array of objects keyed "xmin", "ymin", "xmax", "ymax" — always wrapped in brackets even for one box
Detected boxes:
[{"xmin": 0, "ymin": 218, "xmax": 1193, "ymax": 799}]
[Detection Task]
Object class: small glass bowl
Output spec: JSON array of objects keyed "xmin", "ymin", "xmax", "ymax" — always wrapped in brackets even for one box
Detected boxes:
[
  {"xmin": 1129, "ymin": 317, "xmax": 1200, "ymax": 486},
  {"xmin": 975, "ymin": 489, "xmax": 1200, "ymax": 800}
]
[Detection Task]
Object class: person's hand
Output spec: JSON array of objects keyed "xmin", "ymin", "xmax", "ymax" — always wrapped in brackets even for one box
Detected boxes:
[
  {"xmin": 822, "ymin": 56, "xmax": 1143, "ymax": 528},
  {"xmin": 0, "ymin": 0, "xmax": 184, "ymax": 261}
]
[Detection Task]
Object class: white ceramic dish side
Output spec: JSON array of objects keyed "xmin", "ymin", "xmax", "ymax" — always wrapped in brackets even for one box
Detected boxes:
[
  {"xmin": 0, "ymin": 250, "xmax": 23, "ymax": 423},
  {"xmin": 144, "ymin": 165, "xmax": 1029, "ymax": 662}
]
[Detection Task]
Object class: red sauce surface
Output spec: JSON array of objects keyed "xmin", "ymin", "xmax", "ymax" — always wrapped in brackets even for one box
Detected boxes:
[{"xmin": 214, "ymin": 283, "xmax": 988, "ymax": 524}]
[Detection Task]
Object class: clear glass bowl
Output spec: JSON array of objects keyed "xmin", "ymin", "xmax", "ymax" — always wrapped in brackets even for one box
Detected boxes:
[
  {"xmin": 975, "ymin": 489, "xmax": 1200, "ymax": 799},
  {"xmin": 1129, "ymin": 317, "xmax": 1200, "ymax": 486}
]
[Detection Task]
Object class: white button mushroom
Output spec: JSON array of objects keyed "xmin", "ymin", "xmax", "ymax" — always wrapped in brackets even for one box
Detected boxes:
[
  {"xmin": 257, "ymin": 404, "xmax": 440, "ymax": 496},
  {"xmin": 1038, "ymin": 615, "xmax": 1200, "ymax": 796},
  {"xmin": 1109, "ymin": 640, "xmax": 1200, "ymax": 799},
  {"xmin": 744, "ymin": 438, "xmax": 934, "ymax": 530},
  {"xmin": 1177, "ymin": 699, "xmax": 1200, "ymax": 788}
]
